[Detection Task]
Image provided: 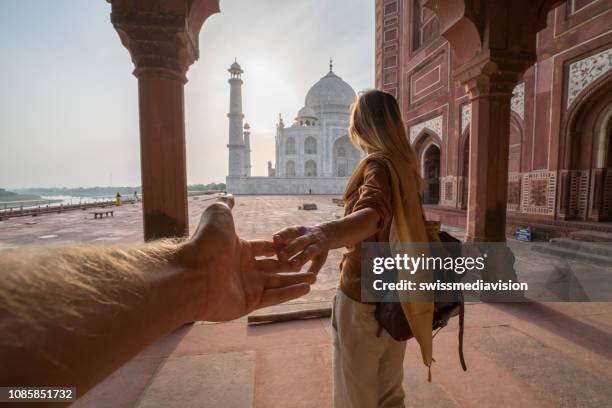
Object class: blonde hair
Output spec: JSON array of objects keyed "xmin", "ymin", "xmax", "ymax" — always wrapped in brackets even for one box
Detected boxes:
[{"xmin": 348, "ymin": 89, "xmax": 422, "ymax": 187}]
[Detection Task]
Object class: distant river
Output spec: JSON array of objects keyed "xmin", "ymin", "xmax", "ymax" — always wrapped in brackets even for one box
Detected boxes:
[
  {"xmin": 40, "ymin": 195, "xmax": 118, "ymax": 205},
  {"xmin": 0, "ymin": 195, "xmax": 119, "ymax": 211}
]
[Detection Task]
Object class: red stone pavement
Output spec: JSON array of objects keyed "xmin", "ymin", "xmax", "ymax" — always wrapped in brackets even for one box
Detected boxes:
[{"xmin": 1, "ymin": 195, "xmax": 611, "ymax": 407}]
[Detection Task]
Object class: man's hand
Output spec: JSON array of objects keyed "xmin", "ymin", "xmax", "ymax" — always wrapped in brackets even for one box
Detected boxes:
[
  {"xmin": 0, "ymin": 195, "xmax": 316, "ymax": 394},
  {"xmin": 273, "ymin": 225, "xmax": 331, "ymax": 276},
  {"xmin": 176, "ymin": 196, "xmax": 314, "ymax": 321}
]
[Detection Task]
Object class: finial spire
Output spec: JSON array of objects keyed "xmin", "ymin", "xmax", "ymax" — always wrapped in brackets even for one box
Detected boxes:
[{"xmin": 329, "ymin": 57, "xmax": 333, "ymax": 72}]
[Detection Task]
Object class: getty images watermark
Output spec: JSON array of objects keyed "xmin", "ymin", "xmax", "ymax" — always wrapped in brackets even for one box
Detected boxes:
[{"xmin": 360, "ymin": 242, "xmax": 612, "ymax": 303}]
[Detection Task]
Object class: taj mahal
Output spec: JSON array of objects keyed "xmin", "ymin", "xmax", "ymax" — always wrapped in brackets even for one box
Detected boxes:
[{"xmin": 225, "ymin": 59, "xmax": 363, "ymax": 194}]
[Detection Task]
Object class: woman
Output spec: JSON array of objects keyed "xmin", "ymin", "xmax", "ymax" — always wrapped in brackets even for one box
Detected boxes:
[{"xmin": 274, "ymin": 90, "xmax": 433, "ymax": 408}]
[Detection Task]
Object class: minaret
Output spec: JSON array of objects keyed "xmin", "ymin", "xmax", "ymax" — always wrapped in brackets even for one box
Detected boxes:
[
  {"xmin": 227, "ymin": 59, "xmax": 245, "ymax": 177},
  {"xmin": 243, "ymin": 122, "xmax": 252, "ymax": 177},
  {"xmin": 276, "ymin": 113, "xmax": 284, "ymax": 176}
]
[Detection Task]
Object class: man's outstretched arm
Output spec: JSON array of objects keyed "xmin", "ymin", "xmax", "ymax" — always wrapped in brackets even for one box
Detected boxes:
[{"xmin": 0, "ymin": 197, "xmax": 313, "ymax": 396}]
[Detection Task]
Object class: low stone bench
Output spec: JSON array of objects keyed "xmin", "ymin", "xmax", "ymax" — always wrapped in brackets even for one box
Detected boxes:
[
  {"xmin": 299, "ymin": 203, "xmax": 318, "ymax": 211},
  {"xmin": 90, "ymin": 210, "xmax": 114, "ymax": 219}
]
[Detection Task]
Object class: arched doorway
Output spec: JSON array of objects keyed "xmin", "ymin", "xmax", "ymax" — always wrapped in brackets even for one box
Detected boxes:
[
  {"xmin": 422, "ymin": 143, "xmax": 441, "ymax": 204},
  {"xmin": 559, "ymin": 73, "xmax": 612, "ymax": 221},
  {"xmin": 305, "ymin": 160, "xmax": 317, "ymax": 177},
  {"xmin": 590, "ymin": 106, "xmax": 612, "ymax": 220},
  {"xmin": 286, "ymin": 160, "xmax": 296, "ymax": 176},
  {"xmin": 304, "ymin": 137, "xmax": 317, "ymax": 155},
  {"xmin": 285, "ymin": 137, "xmax": 296, "ymax": 155},
  {"xmin": 414, "ymin": 130, "xmax": 442, "ymax": 205},
  {"xmin": 459, "ymin": 117, "xmax": 524, "ymax": 212},
  {"xmin": 507, "ymin": 114, "xmax": 524, "ymax": 212},
  {"xmin": 333, "ymin": 136, "xmax": 360, "ymax": 177}
]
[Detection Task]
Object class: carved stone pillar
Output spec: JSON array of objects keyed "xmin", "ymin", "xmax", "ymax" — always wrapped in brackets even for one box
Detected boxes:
[
  {"xmin": 423, "ymin": 0, "xmax": 564, "ymax": 242},
  {"xmin": 109, "ymin": 0, "xmax": 219, "ymax": 240},
  {"xmin": 462, "ymin": 69, "xmax": 519, "ymax": 242}
]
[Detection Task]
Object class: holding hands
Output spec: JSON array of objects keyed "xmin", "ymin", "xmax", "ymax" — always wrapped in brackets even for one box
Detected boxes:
[
  {"xmin": 176, "ymin": 196, "xmax": 317, "ymax": 321},
  {"xmin": 183, "ymin": 196, "xmax": 379, "ymax": 319},
  {"xmin": 273, "ymin": 225, "xmax": 331, "ymax": 276},
  {"xmin": 271, "ymin": 207, "xmax": 381, "ymax": 277}
]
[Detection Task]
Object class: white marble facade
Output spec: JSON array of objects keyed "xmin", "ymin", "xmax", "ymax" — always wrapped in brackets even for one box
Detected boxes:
[
  {"xmin": 227, "ymin": 61, "xmax": 362, "ymax": 194},
  {"xmin": 226, "ymin": 176, "xmax": 350, "ymax": 195}
]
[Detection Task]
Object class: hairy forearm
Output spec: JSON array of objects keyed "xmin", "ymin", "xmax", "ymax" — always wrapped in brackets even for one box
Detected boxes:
[
  {"xmin": 0, "ymin": 243, "xmax": 203, "ymax": 396},
  {"xmin": 318, "ymin": 208, "xmax": 380, "ymax": 249}
]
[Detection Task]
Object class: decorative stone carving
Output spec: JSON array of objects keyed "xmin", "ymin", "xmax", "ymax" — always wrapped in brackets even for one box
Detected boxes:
[
  {"xmin": 461, "ymin": 104, "xmax": 471, "ymax": 133},
  {"xmin": 439, "ymin": 175, "xmax": 456, "ymax": 206},
  {"xmin": 567, "ymin": 47, "xmax": 612, "ymax": 108},
  {"xmin": 410, "ymin": 114, "xmax": 443, "ymax": 143},
  {"xmin": 521, "ymin": 171, "xmax": 556, "ymax": 215},
  {"xmin": 511, "ymin": 82, "xmax": 525, "ymax": 119},
  {"xmin": 110, "ymin": 0, "xmax": 220, "ymax": 82},
  {"xmin": 507, "ymin": 173, "xmax": 522, "ymax": 212}
]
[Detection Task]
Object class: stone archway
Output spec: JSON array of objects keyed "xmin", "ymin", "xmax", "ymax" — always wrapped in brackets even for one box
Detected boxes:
[
  {"xmin": 508, "ymin": 113, "xmax": 524, "ymax": 173},
  {"xmin": 285, "ymin": 137, "xmax": 296, "ymax": 155},
  {"xmin": 286, "ymin": 160, "xmax": 296, "ymax": 177},
  {"xmin": 507, "ymin": 113, "xmax": 525, "ymax": 212},
  {"xmin": 422, "ymin": 143, "xmax": 441, "ymax": 204},
  {"xmin": 413, "ymin": 130, "xmax": 443, "ymax": 205},
  {"xmin": 305, "ymin": 137, "xmax": 317, "ymax": 155},
  {"xmin": 422, "ymin": 0, "xmax": 565, "ymax": 242},
  {"xmin": 305, "ymin": 160, "xmax": 317, "ymax": 177},
  {"xmin": 558, "ymin": 73, "xmax": 612, "ymax": 221},
  {"xmin": 588, "ymin": 104, "xmax": 612, "ymax": 221}
]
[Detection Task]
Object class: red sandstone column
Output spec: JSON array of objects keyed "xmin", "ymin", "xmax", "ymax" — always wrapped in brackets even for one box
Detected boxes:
[
  {"xmin": 462, "ymin": 72, "xmax": 522, "ymax": 299},
  {"xmin": 136, "ymin": 73, "xmax": 188, "ymax": 239},
  {"xmin": 109, "ymin": 0, "xmax": 219, "ymax": 240},
  {"xmin": 464, "ymin": 74, "xmax": 516, "ymax": 242}
]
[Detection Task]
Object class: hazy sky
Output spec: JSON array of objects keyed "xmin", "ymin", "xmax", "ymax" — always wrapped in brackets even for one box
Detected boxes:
[{"xmin": 0, "ymin": 0, "xmax": 375, "ymax": 189}]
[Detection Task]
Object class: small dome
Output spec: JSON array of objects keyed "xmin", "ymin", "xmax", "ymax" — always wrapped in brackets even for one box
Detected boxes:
[
  {"xmin": 244, "ymin": 122, "xmax": 250, "ymax": 130},
  {"xmin": 305, "ymin": 70, "xmax": 356, "ymax": 110},
  {"xmin": 229, "ymin": 60, "xmax": 243, "ymax": 72},
  {"xmin": 297, "ymin": 106, "xmax": 317, "ymax": 119}
]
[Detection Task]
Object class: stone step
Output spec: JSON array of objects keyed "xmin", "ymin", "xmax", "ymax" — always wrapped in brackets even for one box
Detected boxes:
[
  {"xmin": 532, "ymin": 243, "xmax": 612, "ymax": 268},
  {"xmin": 550, "ymin": 237, "xmax": 612, "ymax": 258},
  {"xmin": 569, "ymin": 230, "xmax": 612, "ymax": 242}
]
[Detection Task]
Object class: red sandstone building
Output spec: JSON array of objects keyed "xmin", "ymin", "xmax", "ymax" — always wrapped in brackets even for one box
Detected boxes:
[{"xmin": 376, "ymin": 0, "xmax": 612, "ymax": 237}]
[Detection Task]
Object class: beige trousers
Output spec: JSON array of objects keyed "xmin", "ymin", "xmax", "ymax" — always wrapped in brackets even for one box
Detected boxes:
[{"xmin": 332, "ymin": 290, "xmax": 407, "ymax": 408}]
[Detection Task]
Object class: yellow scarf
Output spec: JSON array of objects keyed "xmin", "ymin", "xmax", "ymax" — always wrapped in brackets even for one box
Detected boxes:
[{"xmin": 344, "ymin": 152, "xmax": 436, "ymax": 369}]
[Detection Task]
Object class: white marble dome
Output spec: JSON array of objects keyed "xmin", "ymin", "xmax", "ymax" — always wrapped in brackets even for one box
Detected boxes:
[{"xmin": 305, "ymin": 70, "xmax": 356, "ymax": 110}]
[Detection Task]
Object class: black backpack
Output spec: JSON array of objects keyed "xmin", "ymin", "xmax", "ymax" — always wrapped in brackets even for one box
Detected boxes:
[{"xmin": 374, "ymin": 231, "xmax": 467, "ymax": 372}]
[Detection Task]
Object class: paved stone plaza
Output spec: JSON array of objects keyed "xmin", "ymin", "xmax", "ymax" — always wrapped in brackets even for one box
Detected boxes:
[
  {"xmin": 1, "ymin": 195, "xmax": 612, "ymax": 407},
  {"xmin": 0, "ymin": 195, "xmax": 344, "ymax": 310}
]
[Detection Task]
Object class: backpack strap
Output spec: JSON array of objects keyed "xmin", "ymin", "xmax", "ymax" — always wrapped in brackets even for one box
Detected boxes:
[
  {"xmin": 421, "ymin": 195, "xmax": 468, "ymax": 372},
  {"xmin": 458, "ymin": 302, "xmax": 467, "ymax": 371}
]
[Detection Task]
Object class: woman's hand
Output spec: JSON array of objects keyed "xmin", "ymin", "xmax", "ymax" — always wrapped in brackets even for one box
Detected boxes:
[
  {"xmin": 273, "ymin": 225, "xmax": 331, "ymax": 275},
  {"xmin": 271, "ymin": 209, "xmax": 380, "ymax": 278}
]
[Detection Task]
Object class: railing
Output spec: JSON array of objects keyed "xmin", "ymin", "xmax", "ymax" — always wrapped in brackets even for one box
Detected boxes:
[
  {"xmin": 0, "ymin": 198, "xmax": 136, "ymax": 220},
  {"xmin": 0, "ymin": 199, "xmax": 62, "ymax": 212},
  {"xmin": 0, "ymin": 192, "xmax": 221, "ymax": 220}
]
